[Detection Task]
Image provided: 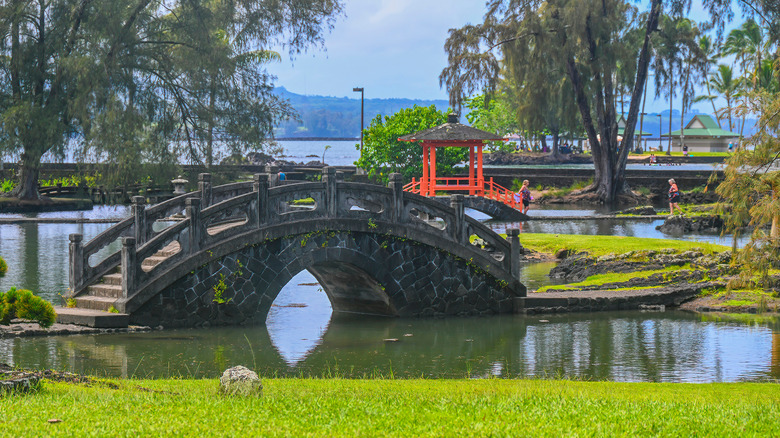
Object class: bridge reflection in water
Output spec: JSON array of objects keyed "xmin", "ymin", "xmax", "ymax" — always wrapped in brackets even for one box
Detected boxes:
[{"xmin": 4, "ymin": 290, "xmax": 780, "ymax": 383}]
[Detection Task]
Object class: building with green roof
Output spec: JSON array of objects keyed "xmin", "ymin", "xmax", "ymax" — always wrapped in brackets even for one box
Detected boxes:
[
  {"xmin": 616, "ymin": 115, "xmax": 652, "ymax": 138},
  {"xmin": 661, "ymin": 115, "xmax": 738, "ymax": 153}
]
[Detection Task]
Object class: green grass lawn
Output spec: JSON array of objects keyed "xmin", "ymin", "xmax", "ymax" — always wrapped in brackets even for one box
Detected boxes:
[
  {"xmin": 3, "ymin": 378, "xmax": 780, "ymax": 436},
  {"xmin": 514, "ymin": 233, "xmax": 728, "ymax": 258},
  {"xmin": 535, "ymin": 265, "xmax": 689, "ymax": 292}
]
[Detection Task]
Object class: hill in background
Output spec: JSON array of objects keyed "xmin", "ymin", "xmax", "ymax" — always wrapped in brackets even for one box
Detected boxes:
[
  {"xmin": 273, "ymin": 87, "xmax": 756, "ymax": 141},
  {"xmin": 273, "ymin": 87, "xmax": 451, "ymax": 139}
]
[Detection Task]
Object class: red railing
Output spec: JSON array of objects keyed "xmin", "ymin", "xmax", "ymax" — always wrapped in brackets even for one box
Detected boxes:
[{"xmin": 404, "ymin": 177, "xmax": 521, "ymax": 210}]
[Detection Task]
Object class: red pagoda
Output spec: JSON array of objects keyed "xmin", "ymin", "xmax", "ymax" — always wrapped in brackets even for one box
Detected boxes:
[{"xmin": 399, "ymin": 114, "xmax": 520, "ymax": 209}]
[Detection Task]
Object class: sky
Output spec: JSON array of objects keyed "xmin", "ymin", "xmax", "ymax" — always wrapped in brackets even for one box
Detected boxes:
[{"xmin": 267, "ymin": 0, "xmax": 742, "ymax": 115}]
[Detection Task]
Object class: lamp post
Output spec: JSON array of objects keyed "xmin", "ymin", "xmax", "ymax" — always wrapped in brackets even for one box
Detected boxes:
[
  {"xmin": 638, "ymin": 112, "xmax": 648, "ymax": 153},
  {"xmin": 353, "ymin": 87, "xmax": 364, "ymax": 157}
]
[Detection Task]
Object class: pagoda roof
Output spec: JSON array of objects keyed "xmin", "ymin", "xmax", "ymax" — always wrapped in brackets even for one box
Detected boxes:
[
  {"xmin": 398, "ymin": 114, "xmax": 504, "ymax": 142},
  {"xmin": 661, "ymin": 115, "xmax": 738, "ymax": 138}
]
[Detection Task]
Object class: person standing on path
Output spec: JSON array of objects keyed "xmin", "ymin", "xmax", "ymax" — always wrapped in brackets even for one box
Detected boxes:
[
  {"xmin": 668, "ymin": 178, "xmax": 681, "ymax": 215},
  {"xmin": 518, "ymin": 179, "xmax": 532, "ymax": 215}
]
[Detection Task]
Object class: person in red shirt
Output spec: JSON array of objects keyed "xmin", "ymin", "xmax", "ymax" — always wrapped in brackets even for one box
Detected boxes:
[{"xmin": 668, "ymin": 178, "xmax": 681, "ymax": 215}]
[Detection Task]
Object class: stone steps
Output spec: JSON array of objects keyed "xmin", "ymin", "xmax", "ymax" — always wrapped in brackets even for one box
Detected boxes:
[
  {"xmin": 102, "ymin": 273, "xmax": 122, "ymax": 286},
  {"xmin": 74, "ymin": 295, "xmax": 118, "ymax": 312},
  {"xmin": 86, "ymin": 284, "xmax": 123, "ymax": 298},
  {"xmin": 69, "ymin": 222, "xmax": 232, "ymax": 322},
  {"xmin": 54, "ymin": 307, "xmax": 129, "ymax": 328}
]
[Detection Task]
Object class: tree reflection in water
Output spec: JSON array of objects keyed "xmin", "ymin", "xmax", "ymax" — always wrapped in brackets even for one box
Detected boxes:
[{"xmin": 4, "ymin": 311, "xmax": 780, "ymax": 382}]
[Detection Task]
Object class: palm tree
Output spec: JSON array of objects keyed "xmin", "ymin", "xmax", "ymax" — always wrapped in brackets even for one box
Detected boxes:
[
  {"xmin": 697, "ymin": 35, "xmax": 721, "ymax": 126},
  {"xmin": 707, "ymin": 64, "xmax": 740, "ymax": 132},
  {"xmin": 651, "ymin": 16, "xmax": 702, "ymax": 154},
  {"xmin": 722, "ymin": 19, "xmax": 768, "ymax": 144},
  {"xmin": 723, "ymin": 19, "xmax": 766, "ymax": 89}
]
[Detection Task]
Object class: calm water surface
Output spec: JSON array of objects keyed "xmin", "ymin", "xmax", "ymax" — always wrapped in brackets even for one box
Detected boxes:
[
  {"xmin": 3, "ymin": 298, "xmax": 779, "ymax": 383},
  {"xmin": 0, "ymin": 203, "xmax": 763, "ymax": 383}
]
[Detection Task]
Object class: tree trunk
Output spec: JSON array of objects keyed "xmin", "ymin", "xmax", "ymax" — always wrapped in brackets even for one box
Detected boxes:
[
  {"xmin": 727, "ymin": 96, "xmax": 733, "ymax": 132},
  {"xmin": 206, "ymin": 84, "xmax": 216, "ymax": 168},
  {"xmin": 564, "ymin": 0, "xmax": 660, "ymax": 203},
  {"xmin": 705, "ymin": 81, "xmax": 721, "ymax": 128},
  {"xmin": 772, "ymin": 189, "xmax": 779, "ymax": 241},
  {"xmin": 12, "ymin": 152, "xmax": 42, "ymax": 200},
  {"xmin": 550, "ymin": 130, "xmax": 560, "ymax": 157},
  {"xmin": 668, "ymin": 90, "xmax": 673, "ymax": 155},
  {"xmin": 680, "ymin": 68, "xmax": 690, "ymax": 150}
]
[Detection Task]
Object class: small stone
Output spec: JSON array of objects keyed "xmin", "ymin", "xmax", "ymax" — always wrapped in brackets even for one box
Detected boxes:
[
  {"xmin": 219, "ymin": 366, "xmax": 262, "ymax": 397},
  {"xmin": 539, "ymin": 320, "xmax": 549, "ymax": 323},
  {"xmin": 403, "ymin": 333, "xmax": 413, "ymax": 337},
  {"xmin": 48, "ymin": 419, "xmax": 62, "ymax": 424},
  {"xmin": 383, "ymin": 338, "xmax": 399, "ymax": 342}
]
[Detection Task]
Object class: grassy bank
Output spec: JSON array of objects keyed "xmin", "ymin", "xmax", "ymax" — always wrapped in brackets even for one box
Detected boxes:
[
  {"xmin": 516, "ymin": 233, "xmax": 728, "ymax": 257},
  {"xmin": 3, "ymin": 378, "xmax": 780, "ymax": 436}
]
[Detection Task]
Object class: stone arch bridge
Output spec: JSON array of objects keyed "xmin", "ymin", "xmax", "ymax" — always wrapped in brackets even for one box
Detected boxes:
[{"xmin": 66, "ymin": 168, "xmax": 526, "ymax": 328}]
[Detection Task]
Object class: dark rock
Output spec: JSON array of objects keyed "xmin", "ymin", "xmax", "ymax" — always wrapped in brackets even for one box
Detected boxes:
[
  {"xmin": 656, "ymin": 215, "xmax": 723, "ymax": 235},
  {"xmin": 247, "ymin": 152, "xmax": 274, "ymax": 166},
  {"xmin": 618, "ymin": 205, "xmax": 657, "ymax": 215},
  {"xmin": 555, "ymin": 248, "xmax": 573, "ymax": 259}
]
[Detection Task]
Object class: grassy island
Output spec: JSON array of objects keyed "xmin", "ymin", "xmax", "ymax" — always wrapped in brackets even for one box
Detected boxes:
[
  {"xmin": 511, "ymin": 233, "xmax": 780, "ymax": 312},
  {"xmin": 3, "ymin": 378, "xmax": 780, "ymax": 436}
]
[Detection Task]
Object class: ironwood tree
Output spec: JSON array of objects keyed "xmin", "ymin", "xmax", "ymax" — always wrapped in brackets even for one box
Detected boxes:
[
  {"xmin": 440, "ymin": 0, "xmax": 737, "ymax": 203},
  {"xmin": 714, "ymin": 5, "xmax": 780, "ymax": 286},
  {"xmin": 0, "ymin": 0, "xmax": 343, "ymax": 199}
]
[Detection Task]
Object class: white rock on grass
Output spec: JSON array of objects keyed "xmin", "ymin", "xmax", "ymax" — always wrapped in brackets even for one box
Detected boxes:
[{"xmin": 219, "ymin": 366, "xmax": 262, "ymax": 397}]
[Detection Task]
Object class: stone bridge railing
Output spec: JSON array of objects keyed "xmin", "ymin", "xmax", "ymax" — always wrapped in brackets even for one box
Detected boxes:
[{"xmin": 69, "ymin": 168, "xmax": 524, "ymax": 301}]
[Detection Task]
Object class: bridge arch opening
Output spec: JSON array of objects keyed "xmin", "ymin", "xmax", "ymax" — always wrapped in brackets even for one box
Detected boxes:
[{"xmin": 267, "ymin": 270, "xmax": 332, "ymax": 366}]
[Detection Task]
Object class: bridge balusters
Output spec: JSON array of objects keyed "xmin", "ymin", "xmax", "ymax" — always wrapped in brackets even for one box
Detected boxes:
[
  {"xmin": 323, "ymin": 167, "xmax": 337, "ymax": 217},
  {"xmin": 132, "ymin": 196, "xmax": 147, "ymax": 246},
  {"xmin": 121, "ymin": 237, "xmax": 136, "ymax": 299},
  {"xmin": 507, "ymin": 228, "xmax": 522, "ymax": 280},
  {"xmin": 199, "ymin": 173, "xmax": 212, "ymax": 208},
  {"xmin": 186, "ymin": 198, "xmax": 202, "ymax": 254},
  {"xmin": 389, "ymin": 173, "xmax": 405, "ymax": 223},
  {"xmin": 450, "ymin": 194, "xmax": 465, "ymax": 243},
  {"xmin": 69, "ymin": 234, "xmax": 84, "ymax": 293},
  {"xmin": 253, "ymin": 173, "xmax": 269, "ymax": 224}
]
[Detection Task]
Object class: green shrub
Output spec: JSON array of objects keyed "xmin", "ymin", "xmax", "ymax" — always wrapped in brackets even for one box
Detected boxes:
[
  {"xmin": 0, "ymin": 179, "xmax": 14, "ymax": 193},
  {"xmin": 0, "ymin": 257, "xmax": 6, "ymax": 278},
  {"xmin": 0, "ymin": 287, "xmax": 57, "ymax": 328},
  {"xmin": 635, "ymin": 186, "xmax": 651, "ymax": 196}
]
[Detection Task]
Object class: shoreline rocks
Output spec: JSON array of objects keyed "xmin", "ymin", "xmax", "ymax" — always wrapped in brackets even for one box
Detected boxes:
[
  {"xmin": 0, "ymin": 321, "xmax": 151, "ymax": 338},
  {"xmin": 655, "ymin": 215, "xmax": 724, "ymax": 235}
]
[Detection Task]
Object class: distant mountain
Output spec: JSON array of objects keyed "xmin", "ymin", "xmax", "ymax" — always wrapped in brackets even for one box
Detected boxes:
[
  {"xmin": 273, "ymin": 87, "xmax": 452, "ymax": 138},
  {"xmin": 272, "ymin": 87, "xmax": 757, "ymax": 140}
]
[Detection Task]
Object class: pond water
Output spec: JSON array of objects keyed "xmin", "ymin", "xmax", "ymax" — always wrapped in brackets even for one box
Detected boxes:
[
  {"xmin": 3, "ymin": 301, "xmax": 779, "ymax": 382},
  {"xmin": 0, "ymin": 204, "xmax": 762, "ymax": 383}
]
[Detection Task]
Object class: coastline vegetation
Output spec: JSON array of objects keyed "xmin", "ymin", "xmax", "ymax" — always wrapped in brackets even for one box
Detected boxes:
[{"xmin": 3, "ymin": 378, "xmax": 780, "ymax": 436}]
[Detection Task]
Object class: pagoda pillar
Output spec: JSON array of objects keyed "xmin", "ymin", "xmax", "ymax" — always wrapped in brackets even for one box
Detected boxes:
[
  {"xmin": 477, "ymin": 145, "xmax": 484, "ymax": 195},
  {"xmin": 430, "ymin": 145, "xmax": 437, "ymax": 195},
  {"xmin": 469, "ymin": 146, "xmax": 475, "ymax": 195},
  {"xmin": 422, "ymin": 143, "xmax": 429, "ymax": 196}
]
